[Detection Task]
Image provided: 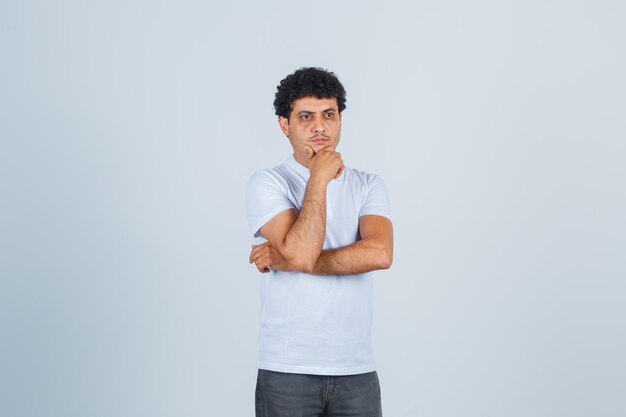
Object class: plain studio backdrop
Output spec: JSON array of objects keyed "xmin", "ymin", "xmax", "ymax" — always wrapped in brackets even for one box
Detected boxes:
[{"xmin": 1, "ymin": 1, "xmax": 625, "ymax": 416}]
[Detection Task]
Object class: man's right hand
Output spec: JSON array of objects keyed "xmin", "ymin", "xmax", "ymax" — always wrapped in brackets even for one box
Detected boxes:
[
  {"xmin": 255, "ymin": 146, "xmax": 338, "ymax": 274},
  {"xmin": 304, "ymin": 145, "xmax": 344, "ymax": 184}
]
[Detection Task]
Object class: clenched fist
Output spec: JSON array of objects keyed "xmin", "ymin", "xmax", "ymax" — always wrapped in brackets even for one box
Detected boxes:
[
  {"xmin": 305, "ymin": 145, "xmax": 344, "ymax": 184},
  {"xmin": 249, "ymin": 242, "xmax": 294, "ymax": 273}
]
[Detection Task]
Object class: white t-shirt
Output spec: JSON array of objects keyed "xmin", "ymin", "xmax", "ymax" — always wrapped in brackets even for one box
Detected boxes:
[{"xmin": 246, "ymin": 153, "xmax": 391, "ymax": 375}]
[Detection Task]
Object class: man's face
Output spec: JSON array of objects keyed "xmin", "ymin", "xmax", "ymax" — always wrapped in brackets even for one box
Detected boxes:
[{"xmin": 278, "ymin": 96, "xmax": 342, "ymax": 166}]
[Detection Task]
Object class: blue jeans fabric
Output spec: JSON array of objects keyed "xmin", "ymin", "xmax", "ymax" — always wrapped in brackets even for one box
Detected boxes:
[{"xmin": 255, "ymin": 369, "xmax": 383, "ymax": 417}]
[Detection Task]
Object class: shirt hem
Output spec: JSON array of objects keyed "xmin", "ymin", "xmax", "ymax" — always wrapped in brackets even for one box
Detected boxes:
[{"xmin": 258, "ymin": 361, "xmax": 376, "ymax": 376}]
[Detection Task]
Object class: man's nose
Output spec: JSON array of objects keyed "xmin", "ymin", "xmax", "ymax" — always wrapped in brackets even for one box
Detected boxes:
[{"xmin": 312, "ymin": 115, "xmax": 326, "ymax": 133}]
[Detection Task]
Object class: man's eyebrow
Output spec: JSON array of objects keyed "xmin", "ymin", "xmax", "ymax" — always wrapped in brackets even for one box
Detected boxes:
[{"xmin": 297, "ymin": 108, "xmax": 337, "ymax": 115}]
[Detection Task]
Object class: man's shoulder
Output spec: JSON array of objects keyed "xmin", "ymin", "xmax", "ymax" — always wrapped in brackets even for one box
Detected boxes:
[
  {"xmin": 246, "ymin": 161, "xmax": 292, "ymax": 191},
  {"xmin": 344, "ymin": 165, "xmax": 385, "ymax": 186}
]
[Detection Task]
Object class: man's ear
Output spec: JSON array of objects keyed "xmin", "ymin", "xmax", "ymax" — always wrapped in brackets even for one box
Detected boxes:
[{"xmin": 278, "ymin": 116, "xmax": 289, "ymax": 137}]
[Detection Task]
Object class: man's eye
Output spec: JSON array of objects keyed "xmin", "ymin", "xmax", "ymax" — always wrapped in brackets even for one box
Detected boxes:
[
  {"xmin": 325, "ymin": 112, "xmax": 334, "ymax": 118},
  {"xmin": 301, "ymin": 115, "xmax": 310, "ymax": 120}
]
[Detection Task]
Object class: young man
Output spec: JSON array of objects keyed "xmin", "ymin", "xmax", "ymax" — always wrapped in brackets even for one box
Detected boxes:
[{"xmin": 246, "ymin": 67, "xmax": 393, "ymax": 417}]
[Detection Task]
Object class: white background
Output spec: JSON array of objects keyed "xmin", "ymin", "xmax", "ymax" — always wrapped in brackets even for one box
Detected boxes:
[{"xmin": 1, "ymin": 1, "xmax": 625, "ymax": 416}]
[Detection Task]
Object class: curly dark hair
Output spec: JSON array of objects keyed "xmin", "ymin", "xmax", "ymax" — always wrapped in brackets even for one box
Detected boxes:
[{"xmin": 274, "ymin": 67, "xmax": 347, "ymax": 119}]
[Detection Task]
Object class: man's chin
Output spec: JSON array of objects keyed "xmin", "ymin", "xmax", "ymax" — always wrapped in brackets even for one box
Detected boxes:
[{"xmin": 311, "ymin": 142, "xmax": 333, "ymax": 152}]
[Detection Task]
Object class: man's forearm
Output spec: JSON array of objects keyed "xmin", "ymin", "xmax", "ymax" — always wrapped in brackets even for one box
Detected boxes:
[
  {"xmin": 281, "ymin": 178, "xmax": 328, "ymax": 272},
  {"xmin": 261, "ymin": 146, "xmax": 343, "ymax": 273},
  {"xmin": 311, "ymin": 239, "xmax": 392, "ymax": 275}
]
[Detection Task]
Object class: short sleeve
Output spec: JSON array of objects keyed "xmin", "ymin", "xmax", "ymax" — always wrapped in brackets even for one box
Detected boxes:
[
  {"xmin": 246, "ymin": 170, "xmax": 296, "ymax": 238},
  {"xmin": 359, "ymin": 174, "xmax": 391, "ymax": 220}
]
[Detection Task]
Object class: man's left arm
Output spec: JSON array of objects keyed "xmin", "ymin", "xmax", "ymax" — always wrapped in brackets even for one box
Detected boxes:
[
  {"xmin": 250, "ymin": 214, "xmax": 393, "ymax": 275},
  {"xmin": 311, "ymin": 215, "xmax": 393, "ymax": 275}
]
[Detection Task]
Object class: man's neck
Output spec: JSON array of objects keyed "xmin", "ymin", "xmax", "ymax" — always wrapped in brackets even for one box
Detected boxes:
[{"xmin": 293, "ymin": 152, "xmax": 310, "ymax": 168}]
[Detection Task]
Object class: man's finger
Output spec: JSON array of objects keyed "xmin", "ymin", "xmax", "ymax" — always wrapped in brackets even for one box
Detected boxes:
[
  {"xmin": 249, "ymin": 246, "xmax": 260, "ymax": 263},
  {"xmin": 253, "ymin": 245, "xmax": 269, "ymax": 258},
  {"xmin": 256, "ymin": 255, "xmax": 270, "ymax": 272},
  {"xmin": 257, "ymin": 264, "xmax": 270, "ymax": 273},
  {"xmin": 249, "ymin": 242, "xmax": 269, "ymax": 262},
  {"xmin": 304, "ymin": 145, "xmax": 315, "ymax": 160},
  {"xmin": 334, "ymin": 164, "xmax": 344, "ymax": 179},
  {"xmin": 250, "ymin": 250, "xmax": 262, "ymax": 265},
  {"xmin": 315, "ymin": 144, "xmax": 336, "ymax": 154},
  {"xmin": 258, "ymin": 256, "xmax": 270, "ymax": 269}
]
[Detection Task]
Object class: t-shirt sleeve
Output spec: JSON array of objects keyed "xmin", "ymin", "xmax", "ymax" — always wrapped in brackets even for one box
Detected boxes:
[
  {"xmin": 246, "ymin": 170, "xmax": 296, "ymax": 238},
  {"xmin": 359, "ymin": 174, "xmax": 392, "ymax": 220}
]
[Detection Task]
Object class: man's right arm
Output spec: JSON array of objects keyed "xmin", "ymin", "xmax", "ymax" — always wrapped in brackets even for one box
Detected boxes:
[{"xmin": 258, "ymin": 146, "xmax": 342, "ymax": 273}]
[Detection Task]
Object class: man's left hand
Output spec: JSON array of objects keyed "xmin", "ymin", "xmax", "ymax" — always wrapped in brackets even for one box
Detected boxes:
[{"xmin": 249, "ymin": 242, "xmax": 294, "ymax": 273}]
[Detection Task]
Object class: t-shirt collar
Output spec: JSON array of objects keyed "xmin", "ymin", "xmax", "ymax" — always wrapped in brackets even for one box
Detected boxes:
[{"xmin": 286, "ymin": 153, "xmax": 345, "ymax": 182}]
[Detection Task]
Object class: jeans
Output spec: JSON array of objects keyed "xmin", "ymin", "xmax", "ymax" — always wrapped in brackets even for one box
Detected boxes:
[{"xmin": 255, "ymin": 369, "xmax": 383, "ymax": 417}]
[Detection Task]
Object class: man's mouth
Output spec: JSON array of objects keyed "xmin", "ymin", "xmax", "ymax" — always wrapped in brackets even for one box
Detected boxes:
[{"xmin": 311, "ymin": 137, "xmax": 329, "ymax": 143}]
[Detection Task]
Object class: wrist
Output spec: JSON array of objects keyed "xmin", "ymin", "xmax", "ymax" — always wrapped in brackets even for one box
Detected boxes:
[{"xmin": 307, "ymin": 174, "xmax": 330, "ymax": 188}]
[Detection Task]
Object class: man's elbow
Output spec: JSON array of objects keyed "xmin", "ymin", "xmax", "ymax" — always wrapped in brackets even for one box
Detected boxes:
[
  {"xmin": 379, "ymin": 248, "xmax": 393, "ymax": 270},
  {"xmin": 285, "ymin": 253, "xmax": 318, "ymax": 274},
  {"xmin": 277, "ymin": 241, "xmax": 319, "ymax": 273},
  {"xmin": 289, "ymin": 258, "xmax": 315, "ymax": 273}
]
